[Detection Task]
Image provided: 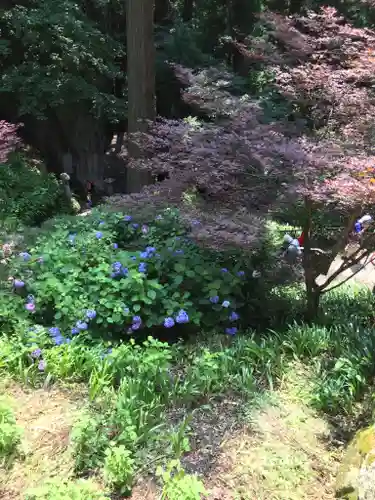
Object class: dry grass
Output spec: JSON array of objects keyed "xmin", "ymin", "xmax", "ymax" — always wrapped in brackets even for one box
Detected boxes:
[
  {"xmin": 0, "ymin": 379, "xmax": 87, "ymax": 500},
  {"xmin": 204, "ymin": 364, "xmax": 341, "ymax": 500}
]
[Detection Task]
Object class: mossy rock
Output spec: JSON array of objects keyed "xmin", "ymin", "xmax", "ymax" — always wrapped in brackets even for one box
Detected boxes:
[{"xmin": 336, "ymin": 426, "xmax": 375, "ymax": 499}]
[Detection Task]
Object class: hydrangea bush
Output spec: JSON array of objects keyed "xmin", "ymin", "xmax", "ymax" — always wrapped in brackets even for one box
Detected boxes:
[{"xmin": 6, "ymin": 208, "xmax": 254, "ymax": 347}]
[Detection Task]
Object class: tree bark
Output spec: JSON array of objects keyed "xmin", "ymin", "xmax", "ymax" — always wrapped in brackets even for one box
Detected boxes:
[
  {"xmin": 182, "ymin": 0, "xmax": 194, "ymax": 22},
  {"xmin": 126, "ymin": 0, "xmax": 156, "ymax": 193}
]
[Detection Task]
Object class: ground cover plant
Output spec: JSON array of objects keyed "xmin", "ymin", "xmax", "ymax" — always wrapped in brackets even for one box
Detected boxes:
[{"xmin": 1, "ymin": 207, "xmax": 375, "ymax": 498}]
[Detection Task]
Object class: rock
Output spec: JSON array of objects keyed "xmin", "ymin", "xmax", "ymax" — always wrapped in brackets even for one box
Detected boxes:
[{"xmin": 336, "ymin": 425, "xmax": 375, "ymax": 499}]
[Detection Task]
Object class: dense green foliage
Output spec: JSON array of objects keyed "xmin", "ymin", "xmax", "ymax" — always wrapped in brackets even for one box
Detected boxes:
[{"xmin": 0, "ymin": 154, "xmax": 72, "ymax": 230}]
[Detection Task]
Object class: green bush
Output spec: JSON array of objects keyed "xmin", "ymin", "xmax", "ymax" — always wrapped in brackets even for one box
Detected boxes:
[
  {"xmin": 5, "ymin": 208, "xmax": 256, "ymax": 342},
  {"xmin": 103, "ymin": 445, "xmax": 134, "ymax": 495},
  {"xmin": 157, "ymin": 459, "xmax": 208, "ymax": 500},
  {"xmin": 0, "ymin": 154, "xmax": 71, "ymax": 230},
  {"xmin": 0, "ymin": 398, "xmax": 22, "ymax": 460},
  {"xmin": 24, "ymin": 478, "xmax": 109, "ymax": 500}
]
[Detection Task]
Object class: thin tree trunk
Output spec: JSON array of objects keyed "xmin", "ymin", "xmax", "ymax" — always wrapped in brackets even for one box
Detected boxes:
[{"xmin": 126, "ymin": 0, "xmax": 156, "ymax": 193}]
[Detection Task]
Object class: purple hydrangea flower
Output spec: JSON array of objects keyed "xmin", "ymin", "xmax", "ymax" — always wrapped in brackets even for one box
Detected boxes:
[
  {"xmin": 229, "ymin": 311, "xmax": 239, "ymax": 321},
  {"xmin": 25, "ymin": 302, "xmax": 35, "ymax": 312},
  {"xmin": 132, "ymin": 316, "xmax": 142, "ymax": 325},
  {"xmin": 131, "ymin": 323, "xmax": 141, "ymax": 331},
  {"xmin": 210, "ymin": 296, "xmax": 219, "ymax": 304},
  {"xmin": 86, "ymin": 309, "xmax": 96, "ymax": 320},
  {"xmin": 225, "ymin": 327, "xmax": 238, "ymax": 336},
  {"xmin": 76, "ymin": 321, "xmax": 88, "ymax": 330},
  {"xmin": 176, "ymin": 309, "xmax": 189, "ymax": 324},
  {"xmin": 142, "ymin": 225, "xmax": 149, "ymax": 234},
  {"xmin": 222, "ymin": 300, "xmax": 230, "ymax": 308},
  {"xmin": 124, "ymin": 215, "xmax": 132, "ymax": 221},
  {"xmin": 164, "ymin": 317, "xmax": 175, "ymax": 328},
  {"xmin": 31, "ymin": 348, "xmax": 42, "ymax": 359},
  {"xmin": 95, "ymin": 232, "xmax": 103, "ymax": 239},
  {"xmin": 14, "ymin": 279, "xmax": 25, "ymax": 288},
  {"xmin": 38, "ymin": 360, "xmax": 46, "ymax": 371}
]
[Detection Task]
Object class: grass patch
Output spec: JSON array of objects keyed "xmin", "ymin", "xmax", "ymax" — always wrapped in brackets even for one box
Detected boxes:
[
  {"xmin": 0, "ymin": 382, "xmax": 93, "ymax": 500},
  {"xmin": 205, "ymin": 363, "xmax": 340, "ymax": 500}
]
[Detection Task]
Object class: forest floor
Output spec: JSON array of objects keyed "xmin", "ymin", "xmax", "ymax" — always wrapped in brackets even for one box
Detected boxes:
[{"xmin": 0, "ymin": 364, "xmax": 342, "ymax": 500}]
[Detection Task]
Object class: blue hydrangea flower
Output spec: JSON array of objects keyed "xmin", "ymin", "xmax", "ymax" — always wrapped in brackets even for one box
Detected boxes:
[
  {"xmin": 27, "ymin": 294, "xmax": 35, "ymax": 303},
  {"xmin": 53, "ymin": 335, "xmax": 65, "ymax": 345},
  {"xmin": 68, "ymin": 234, "xmax": 76, "ymax": 245},
  {"xmin": 123, "ymin": 306, "xmax": 130, "ymax": 314},
  {"xmin": 138, "ymin": 262, "xmax": 147, "ymax": 273},
  {"xmin": 155, "ymin": 215, "xmax": 162, "ymax": 220},
  {"xmin": 14, "ymin": 279, "xmax": 25, "ymax": 288},
  {"xmin": 131, "ymin": 323, "xmax": 141, "ymax": 330},
  {"xmin": 176, "ymin": 309, "xmax": 189, "ymax": 324},
  {"xmin": 99, "ymin": 221, "xmax": 105, "ymax": 225},
  {"xmin": 210, "ymin": 296, "xmax": 219, "ymax": 304},
  {"xmin": 237, "ymin": 270, "xmax": 245, "ymax": 277},
  {"xmin": 113, "ymin": 243, "xmax": 118, "ymax": 249},
  {"xmin": 124, "ymin": 215, "xmax": 132, "ymax": 221},
  {"xmin": 132, "ymin": 316, "xmax": 142, "ymax": 325},
  {"xmin": 49, "ymin": 327, "xmax": 61, "ymax": 337},
  {"xmin": 19, "ymin": 252, "xmax": 31, "ymax": 261},
  {"xmin": 96, "ymin": 231, "xmax": 103, "ymax": 239},
  {"xmin": 174, "ymin": 249, "xmax": 184, "ymax": 255},
  {"xmin": 164, "ymin": 317, "xmax": 175, "ymax": 328},
  {"xmin": 31, "ymin": 348, "xmax": 42, "ymax": 359},
  {"xmin": 140, "ymin": 251, "xmax": 149, "ymax": 259},
  {"xmin": 132, "ymin": 223, "xmax": 139, "ymax": 229},
  {"xmin": 130, "ymin": 256, "xmax": 137, "ymax": 261},
  {"xmin": 225, "ymin": 327, "xmax": 238, "ymax": 336},
  {"xmin": 71, "ymin": 327, "xmax": 80, "ymax": 335},
  {"xmin": 221, "ymin": 268, "xmax": 228, "ymax": 273},
  {"xmin": 229, "ymin": 311, "xmax": 239, "ymax": 321},
  {"xmin": 222, "ymin": 300, "xmax": 230, "ymax": 308},
  {"xmin": 38, "ymin": 360, "xmax": 46, "ymax": 371},
  {"xmin": 122, "ymin": 267, "xmax": 128, "ymax": 276},
  {"xmin": 76, "ymin": 320, "xmax": 88, "ymax": 330},
  {"xmin": 146, "ymin": 247, "xmax": 156, "ymax": 254},
  {"xmin": 86, "ymin": 309, "xmax": 96, "ymax": 320}
]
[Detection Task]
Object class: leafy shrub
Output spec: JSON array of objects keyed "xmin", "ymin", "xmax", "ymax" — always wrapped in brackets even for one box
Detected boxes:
[
  {"xmin": 6, "ymin": 208, "xmax": 252, "ymax": 342},
  {"xmin": 103, "ymin": 445, "xmax": 134, "ymax": 495},
  {"xmin": 0, "ymin": 154, "xmax": 71, "ymax": 230},
  {"xmin": 70, "ymin": 412, "xmax": 110, "ymax": 473},
  {"xmin": 0, "ymin": 398, "xmax": 22, "ymax": 460},
  {"xmin": 24, "ymin": 478, "xmax": 109, "ymax": 500},
  {"xmin": 157, "ymin": 459, "xmax": 208, "ymax": 500}
]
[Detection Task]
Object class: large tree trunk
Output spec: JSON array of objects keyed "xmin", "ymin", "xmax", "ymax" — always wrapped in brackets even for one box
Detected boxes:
[
  {"xmin": 126, "ymin": 0, "xmax": 156, "ymax": 193},
  {"xmin": 182, "ymin": 0, "xmax": 194, "ymax": 22}
]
